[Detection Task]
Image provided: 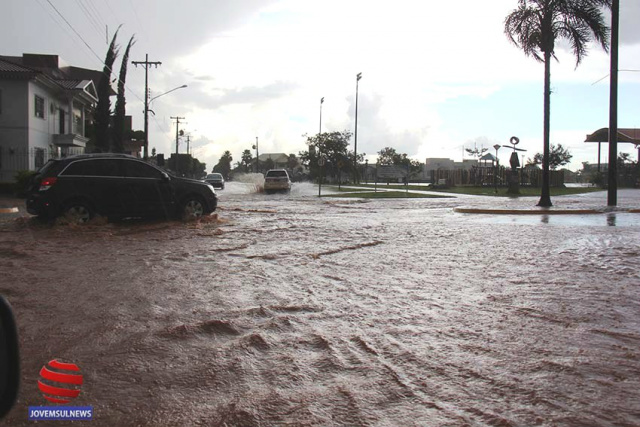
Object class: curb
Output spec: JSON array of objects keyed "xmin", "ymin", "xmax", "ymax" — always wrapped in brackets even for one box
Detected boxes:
[
  {"xmin": 454, "ymin": 208, "xmax": 638, "ymax": 215},
  {"xmin": 0, "ymin": 207, "xmax": 19, "ymax": 214}
]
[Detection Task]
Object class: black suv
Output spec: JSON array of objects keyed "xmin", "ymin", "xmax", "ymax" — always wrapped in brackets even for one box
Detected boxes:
[{"xmin": 26, "ymin": 154, "xmax": 217, "ymax": 222}]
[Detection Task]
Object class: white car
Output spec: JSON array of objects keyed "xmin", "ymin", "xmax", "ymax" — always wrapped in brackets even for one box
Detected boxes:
[{"xmin": 263, "ymin": 169, "xmax": 291, "ymax": 194}]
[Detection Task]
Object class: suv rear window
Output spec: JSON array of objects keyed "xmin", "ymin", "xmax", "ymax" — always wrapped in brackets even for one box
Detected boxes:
[
  {"xmin": 61, "ymin": 159, "xmax": 122, "ymax": 177},
  {"xmin": 36, "ymin": 159, "xmax": 61, "ymax": 176},
  {"xmin": 266, "ymin": 170, "xmax": 288, "ymax": 178}
]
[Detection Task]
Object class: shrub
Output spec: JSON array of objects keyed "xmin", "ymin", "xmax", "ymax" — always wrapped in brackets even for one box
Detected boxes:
[{"xmin": 14, "ymin": 170, "xmax": 37, "ymax": 197}]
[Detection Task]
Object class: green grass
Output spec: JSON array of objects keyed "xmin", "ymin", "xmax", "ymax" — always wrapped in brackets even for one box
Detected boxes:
[
  {"xmin": 322, "ymin": 189, "xmax": 451, "ymax": 199},
  {"xmin": 324, "ymin": 186, "xmax": 371, "ymax": 193},
  {"xmin": 353, "ymin": 184, "xmax": 604, "ymax": 197}
]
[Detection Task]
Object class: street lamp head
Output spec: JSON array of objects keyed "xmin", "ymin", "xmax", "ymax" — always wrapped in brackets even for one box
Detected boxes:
[
  {"xmin": 493, "ymin": 144, "xmax": 501, "ymax": 151},
  {"xmin": 149, "ymin": 84, "xmax": 188, "ymax": 103},
  {"xmin": 357, "ymin": 72, "xmax": 362, "ymax": 81},
  {"xmin": 321, "ymin": 97, "xmax": 324, "ymax": 104}
]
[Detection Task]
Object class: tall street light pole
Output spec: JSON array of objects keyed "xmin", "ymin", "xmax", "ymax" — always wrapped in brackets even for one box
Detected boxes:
[
  {"xmin": 143, "ymin": 84, "xmax": 187, "ymax": 159},
  {"xmin": 493, "ymin": 144, "xmax": 501, "ymax": 194},
  {"xmin": 319, "ymin": 97, "xmax": 324, "ymax": 135},
  {"xmin": 149, "ymin": 84, "xmax": 188, "ymax": 106},
  {"xmin": 252, "ymin": 137, "xmax": 259, "ymax": 173},
  {"xmin": 354, "ymin": 72, "xmax": 362, "ymax": 183},
  {"xmin": 608, "ymin": 0, "xmax": 620, "ymax": 206}
]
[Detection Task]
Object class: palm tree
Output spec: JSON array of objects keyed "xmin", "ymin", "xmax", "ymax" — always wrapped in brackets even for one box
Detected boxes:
[
  {"xmin": 94, "ymin": 27, "xmax": 120, "ymax": 153},
  {"xmin": 112, "ymin": 35, "xmax": 136, "ymax": 153},
  {"xmin": 504, "ymin": 0, "xmax": 611, "ymax": 207}
]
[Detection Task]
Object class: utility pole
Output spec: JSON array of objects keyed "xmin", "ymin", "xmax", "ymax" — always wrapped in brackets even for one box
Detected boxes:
[
  {"xmin": 171, "ymin": 116, "xmax": 185, "ymax": 175},
  {"xmin": 354, "ymin": 72, "xmax": 362, "ymax": 183},
  {"xmin": 132, "ymin": 54, "xmax": 162, "ymax": 159},
  {"xmin": 186, "ymin": 134, "xmax": 190, "ymax": 156},
  {"xmin": 608, "ymin": 0, "xmax": 619, "ymax": 206}
]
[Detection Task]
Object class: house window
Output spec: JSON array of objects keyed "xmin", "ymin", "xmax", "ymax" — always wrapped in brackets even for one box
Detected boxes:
[
  {"xmin": 59, "ymin": 109, "xmax": 65, "ymax": 134},
  {"xmin": 35, "ymin": 95, "xmax": 45, "ymax": 119},
  {"xmin": 34, "ymin": 148, "xmax": 45, "ymax": 169}
]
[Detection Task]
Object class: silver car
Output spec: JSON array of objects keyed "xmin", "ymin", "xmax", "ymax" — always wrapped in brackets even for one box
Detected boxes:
[
  {"xmin": 264, "ymin": 169, "xmax": 291, "ymax": 194},
  {"xmin": 204, "ymin": 173, "xmax": 225, "ymax": 189}
]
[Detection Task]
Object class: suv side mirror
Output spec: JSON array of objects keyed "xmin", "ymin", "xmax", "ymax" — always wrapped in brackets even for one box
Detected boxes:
[
  {"xmin": 161, "ymin": 172, "xmax": 170, "ymax": 182},
  {"xmin": 0, "ymin": 296, "xmax": 19, "ymax": 420}
]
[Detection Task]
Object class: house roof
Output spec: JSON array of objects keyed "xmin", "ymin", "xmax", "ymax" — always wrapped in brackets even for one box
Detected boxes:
[
  {"xmin": 0, "ymin": 57, "xmax": 40, "ymax": 78},
  {"xmin": 585, "ymin": 128, "xmax": 640, "ymax": 144},
  {"xmin": 0, "ymin": 54, "xmax": 104, "ymax": 100},
  {"xmin": 258, "ymin": 153, "xmax": 289, "ymax": 162}
]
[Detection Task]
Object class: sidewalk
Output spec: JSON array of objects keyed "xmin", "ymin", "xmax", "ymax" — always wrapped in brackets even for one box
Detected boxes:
[
  {"xmin": 338, "ymin": 185, "xmax": 640, "ymax": 215},
  {"xmin": 0, "ymin": 194, "xmax": 24, "ymax": 216}
]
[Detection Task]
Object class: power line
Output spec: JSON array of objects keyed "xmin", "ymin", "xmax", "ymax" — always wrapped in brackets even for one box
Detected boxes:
[
  {"xmin": 128, "ymin": 0, "xmax": 149, "ymax": 43},
  {"xmin": 102, "ymin": 0, "xmax": 121, "ymax": 24},
  {"xmin": 43, "ymin": 0, "xmax": 146, "ymax": 107},
  {"xmin": 74, "ymin": 0, "xmax": 104, "ymax": 39},
  {"xmin": 35, "ymin": 0, "xmax": 96, "ymax": 63},
  {"xmin": 84, "ymin": 0, "xmax": 109, "ymax": 30},
  {"xmin": 592, "ymin": 69, "xmax": 640, "ymax": 85}
]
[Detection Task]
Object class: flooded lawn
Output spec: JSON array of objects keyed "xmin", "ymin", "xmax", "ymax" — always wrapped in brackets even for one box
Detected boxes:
[{"xmin": 1, "ymin": 185, "xmax": 639, "ymax": 426}]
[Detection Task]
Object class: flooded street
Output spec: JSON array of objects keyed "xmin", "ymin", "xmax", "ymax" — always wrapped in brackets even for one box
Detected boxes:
[{"xmin": 1, "ymin": 184, "xmax": 639, "ymax": 426}]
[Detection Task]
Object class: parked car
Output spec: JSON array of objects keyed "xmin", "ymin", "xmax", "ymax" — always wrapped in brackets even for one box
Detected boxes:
[
  {"xmin": 204, "ymin": 173, "xmax": 225, "ymax": 189},
  {"xmin": 264, "ymin": 169, "xmax": 291, "ymax": 194},
  {"xmin": 26, "ymin": 154, "xmax": 217, "ymax": 222}
]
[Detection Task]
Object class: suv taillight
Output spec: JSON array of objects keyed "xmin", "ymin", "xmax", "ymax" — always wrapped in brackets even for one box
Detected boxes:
[{"xmin": 39, "ymin": 177, "xmax": 57, "ymax": 191}]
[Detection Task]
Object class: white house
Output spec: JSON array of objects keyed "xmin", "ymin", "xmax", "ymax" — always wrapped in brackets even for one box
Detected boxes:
[{"xmin": 0, "ymin": 54, "xmax": 101, "ymax": 182}]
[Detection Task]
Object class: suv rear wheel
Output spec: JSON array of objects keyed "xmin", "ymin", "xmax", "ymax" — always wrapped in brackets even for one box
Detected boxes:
[{"xmin": 63, "ymin": 201, "xmax": 94, "ymax": 224}]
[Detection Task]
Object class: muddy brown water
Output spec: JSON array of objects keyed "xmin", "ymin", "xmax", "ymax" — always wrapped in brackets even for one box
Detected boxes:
[{"xmin": 1, "ymin": 185, "xmax": 639, "ymax": 426}]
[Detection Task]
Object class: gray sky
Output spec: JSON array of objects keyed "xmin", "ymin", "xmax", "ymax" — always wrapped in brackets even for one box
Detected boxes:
[{"xmin": 3, "ymin": 0, "xmax": 640, "ymax": 170}]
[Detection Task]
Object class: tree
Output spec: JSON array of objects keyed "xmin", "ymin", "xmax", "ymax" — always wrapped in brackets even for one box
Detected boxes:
[
  {"xmin": 240, "ymin": 149, "xmax": 253, "ymax": 172},
  {"xmin": 529, "ymin": 144, "xmax": 573, "ymax": 170},
  {"xmin": 94, "ymin": 27, "xmax": 120, "ymax": 153},
  {"xmin": 287, "ymin": 154, "xmax": 299, "ymax": 170},
  {"xmin": 377, "ymin": 147, "xmax": 422, "ymax": 177},
  {"xmin": 618, "ymin": 152, "xmax": 633, "ymax": 165},
  {"xmin": 298, "ymin": 131, "xmax": 363, "ymax": 181},
  {"xmin": 505, "ymin": 0, "xmax": 611, "ymax": 206},
  {"xmin": 377, "ymin": 147, "xmax": 400, "ymax": 165},
  {"xmin": 263, "ymin": 157, "xmax": 275, "ymax": 171},
  {"xmin": 168, "ymin": 154, "xmax": 206, "ymax": 178},
  {"xmin": 112, "ymin": 35, "xmax": 136, "ymax": 153},
  {"xmin": 213, "ymin": 151, "xmax": 233, "ymax": 179}
]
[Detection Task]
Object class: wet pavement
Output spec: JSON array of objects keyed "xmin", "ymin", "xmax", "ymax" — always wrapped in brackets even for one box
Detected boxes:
[{"xmin": 1, "ymin": 184, "xmax": 639, "ymax": 426}]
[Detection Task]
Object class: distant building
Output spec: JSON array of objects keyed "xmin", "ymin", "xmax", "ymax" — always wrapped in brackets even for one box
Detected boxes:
[
  {"xmin": 425, "ymin": 158, "xmax": 455, "ymax": 170},
  {"xmin": 122, "ymin": 116, "xmax": 143, "ymax": 158},
  {"xmin": 258, "ymin": 153, "xmax": 289, "ymax": 169},
  {"xmin": 425, "ymin": 158, "xmax": 478, "ymax": 171},
  {"xmin": 0, "ymin": 53, "xmax": 102, "ymax": 182}
]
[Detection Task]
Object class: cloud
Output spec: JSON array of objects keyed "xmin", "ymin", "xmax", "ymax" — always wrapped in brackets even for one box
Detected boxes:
[{"xmin": 4, "ymin": 0, "xmax": 640, "ymax": 171}]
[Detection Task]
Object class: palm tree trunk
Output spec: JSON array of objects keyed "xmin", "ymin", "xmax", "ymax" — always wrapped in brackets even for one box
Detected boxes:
[{"xmin": 537, "ymin": 50, "xmax": 553, "ymax": 207}]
